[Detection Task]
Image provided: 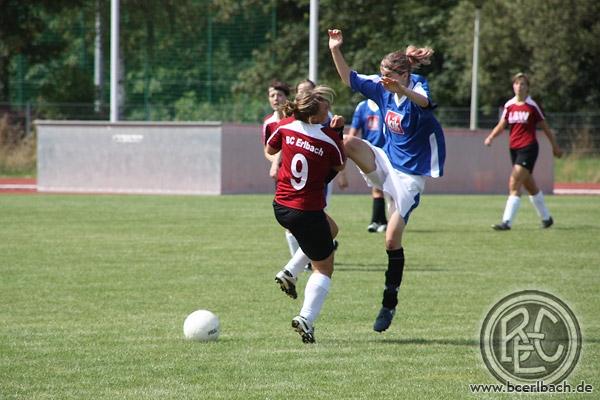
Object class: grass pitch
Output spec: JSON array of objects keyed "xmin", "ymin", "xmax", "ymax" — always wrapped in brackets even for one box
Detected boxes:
[{"xmin": 1, "ymin": 193, "xmax": 598, "ymax": 399}]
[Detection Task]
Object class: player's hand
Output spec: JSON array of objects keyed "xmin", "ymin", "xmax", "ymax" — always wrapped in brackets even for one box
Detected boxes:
[
  {"xmin": 328, "ymin": 29, "xmax": 343, "ymax": 50},
  {"xmin": 337, "ymin": 171, "xmax": 349, "ymax": 190},
  {"xmin": 330, "ymin": 115, "xmax": 345, "ymax": 129},
  {"xmin": 381, "ymin": 76, "xmax": 405, "ymax": 94},
  {"xmin": 484, "ymin": 136, "xmax": 493, "ymax": 146},
  {"xmin": 269, "ymin": 160, "xmax": 279, "ymax": 180},
  {"xmin": 553, "ymin": 146, "xmax": 563, "ymax": 158}
]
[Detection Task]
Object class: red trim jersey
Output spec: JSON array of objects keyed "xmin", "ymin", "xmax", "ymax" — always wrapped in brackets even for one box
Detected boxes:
[
  {"xmin": 501, "ymin": 96, "xmax": 545, "ymax": 149},
  {"xmin": 267, "ymin": 117, "xmax": 345, "ymax": 211},
  {"xmin": 262, "ymin": 112, "xmax": 281, "ymax": 145}
]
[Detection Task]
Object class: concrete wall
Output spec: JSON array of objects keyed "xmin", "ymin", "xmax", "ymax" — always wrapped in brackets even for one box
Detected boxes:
[
  {"xmin": 36, "ymin": 121, "xmax": 553, "ymax": 195},
  {"xmin": 221, "ymin": 125, "xmax": 553, "ymax": 195},
  {"xmin": 425, "ymin": 128, "xmax": 553, "ymax": 195},
  {"xmin": 37, "ymin": 121, "xmax": 223, "ymax": 194}
]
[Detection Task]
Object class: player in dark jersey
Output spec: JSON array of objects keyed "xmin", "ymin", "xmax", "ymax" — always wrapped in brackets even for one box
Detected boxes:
[
  {"xmin": 294, "ymin": 79, "xmax": 345, "ymax": 273},
  {"xmin": 296, "ymin": 78, "xmax": 348, "ymax": 193},
  {"xmin": 329, "ymin": 28, "xmax": 446, "ymax": 333},
  {"xmin": 485, "ymin": 73, "xmax": 562, "ymax": 230},
  {"xmin": 262, "ymin": 80, "xmax": 308, "ymax": 264},
  {"xmin": 266, "ymin": 85, "xmax": 346, "ymax": 343}
]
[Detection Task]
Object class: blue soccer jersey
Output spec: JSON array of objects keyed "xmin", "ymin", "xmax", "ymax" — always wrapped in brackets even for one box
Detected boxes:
[
  {"xmin": 351, "ymin": 99, "xmax": 385, "ymax": 148},
  {"xmin": 349, "ymin": 71, "xmax": 446, "ymax": 177}
]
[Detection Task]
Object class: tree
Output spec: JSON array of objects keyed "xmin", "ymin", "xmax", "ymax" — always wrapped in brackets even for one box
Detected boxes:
[
  {"xmin": 441, "ymin": 0, "xmax": 600, "ymax": 113},
  {"xmin": 0, "ymin": 0, "xmax": 84, "ymax": 103}
]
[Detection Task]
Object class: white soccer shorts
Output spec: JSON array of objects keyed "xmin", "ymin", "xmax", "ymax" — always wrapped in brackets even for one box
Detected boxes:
[{"xmin": 359, "ymin": 140, "xmax": 425, "ymax": 223}]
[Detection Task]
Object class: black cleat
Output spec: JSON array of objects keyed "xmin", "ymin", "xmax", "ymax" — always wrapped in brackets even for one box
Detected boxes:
[
  {"xmin": 492, "ymin": 221, "xmax": 511, "ymax": 231},
  {"xmin": 541, "ymin": 217, "xmax": 554, "ymax": 229},
  {"xmin": 373, "ymin": 307, "xmax": 396, "ymax": 332}
]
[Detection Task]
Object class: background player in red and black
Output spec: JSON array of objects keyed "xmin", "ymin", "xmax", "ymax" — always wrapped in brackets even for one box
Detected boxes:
[
  {"xmin": 262, "ymin": 80, "xmax": 290, "ymax": 177},
  {"xmin": 261, "ymin": 80, "xmax": 307, "ymax": 266},
  {"xmin": 485, "ymin": 73, "xmax": 562, "ymax": 230},
  {"xmin": 266, "ymin": 85, "xmax": 345, "ymax": 343}
]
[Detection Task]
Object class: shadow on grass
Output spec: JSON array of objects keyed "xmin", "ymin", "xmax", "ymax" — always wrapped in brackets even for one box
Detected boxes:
[
  {"xmin": 336, "ymin": 263, "xmax": 450, "ymax": 273},
  {"xmin": 372, "ymin": 337, "xmax": 479, "ymax": 347},
  {"xmin": 551, "ymin": 225, "xmax": 600, "ymax": 232},
  {"xmin": 409, "ymin": 224, "xmax": 600, "ymax": 233}
]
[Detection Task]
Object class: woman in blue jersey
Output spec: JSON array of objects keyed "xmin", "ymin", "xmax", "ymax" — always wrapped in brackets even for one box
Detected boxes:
[{"xmin": 329, "ymin": 28, "xmax": 446, "ymax": 333}]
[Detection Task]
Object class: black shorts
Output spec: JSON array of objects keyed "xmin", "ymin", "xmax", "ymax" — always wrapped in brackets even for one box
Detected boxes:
[
  {"xmin": 273, "ymin": 202, "xmax": 334, "ymax": 261},
  {"xmin": 510, "ymin": 142, "xmax": 539, "ymax": 173}
]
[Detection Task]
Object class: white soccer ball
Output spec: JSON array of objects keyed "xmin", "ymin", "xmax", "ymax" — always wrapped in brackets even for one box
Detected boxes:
[{"xmin": 183, "ymin": 309, "xmax": 220, "ymax": 341}]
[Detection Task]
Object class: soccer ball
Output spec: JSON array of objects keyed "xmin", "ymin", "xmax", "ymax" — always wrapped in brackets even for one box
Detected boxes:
[{"xmin": 183, "ymin": 309, "xmax": 220, "ymax": 341}]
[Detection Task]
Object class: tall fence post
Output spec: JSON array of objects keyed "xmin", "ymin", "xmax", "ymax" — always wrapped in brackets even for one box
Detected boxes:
[
  {"xmin": 206, "ymin": 10, "xmax": 213, "ymax": 103},
  {"xmin": 25, "ymin": 102, "xmax": 31, "ymax": 137}
]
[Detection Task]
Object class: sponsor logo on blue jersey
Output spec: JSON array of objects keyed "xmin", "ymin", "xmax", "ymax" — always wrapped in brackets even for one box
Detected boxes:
[{"xmin": 385, "ymin": 110, "xmax": 404, "ymax": 134}]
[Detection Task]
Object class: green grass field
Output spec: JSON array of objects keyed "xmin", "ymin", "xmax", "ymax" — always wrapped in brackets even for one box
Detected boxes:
[{"xmin": 1, "ymin": 194, "xmax": 598, "ymax": 399}]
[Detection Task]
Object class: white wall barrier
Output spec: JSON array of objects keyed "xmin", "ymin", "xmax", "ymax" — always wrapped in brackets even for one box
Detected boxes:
[{"xmin": 36, "ymin": 121, "xmax": 553, "ymax": 195}]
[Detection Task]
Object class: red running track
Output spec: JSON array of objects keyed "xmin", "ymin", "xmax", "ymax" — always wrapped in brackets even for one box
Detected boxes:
[{"xmin": 1, "ymin": 179, "xmax": 599, "ymax": 195}]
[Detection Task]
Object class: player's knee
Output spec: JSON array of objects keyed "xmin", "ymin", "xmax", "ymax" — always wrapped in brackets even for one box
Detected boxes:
[
  {"xmin": 343, "ymin": 135, "xmax": 362, "ymax": 155},
  {"xmin": 312, "ymin": 257, "xmax": 334, "ymax": 277},
  {"xmin": 385, "ymin": 239, "xmax": 402, "ymax": 251}
]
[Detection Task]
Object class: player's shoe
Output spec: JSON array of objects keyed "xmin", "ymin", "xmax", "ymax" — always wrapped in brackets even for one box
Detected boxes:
[
  {"xmin": 541, "ymin": 217, "xmax": 554, "ymax": 229},
  {"xmin": 492, "ymin": 221, "xmax": 511, "ymax": 231},
  {"xmin": 291, "ymin": 315, "xmax": 315, "ymax": 343},
  {"xmin": 275, "ymin": 270, "xmax": 297, "ymax": 299},
  {"xmin": 376, "ymin": 223, "xmax": 387, "ymax": 233},
  {"xmin": 373, "ymin": 307, "xmax": 396, "ymax": 332},
  {"xmin": 367, "ymin": 222, "xmax": 381, "ymax": 232}
]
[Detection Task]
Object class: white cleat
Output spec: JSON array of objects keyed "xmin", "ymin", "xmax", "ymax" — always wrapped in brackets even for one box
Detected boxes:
[
  {"xmin": 291, "ymin": 315, "xmax": 315, "ymax": 343},
  {"xmin": 275, "ymin": 269, "xmax": 297, "ymax": 299}
]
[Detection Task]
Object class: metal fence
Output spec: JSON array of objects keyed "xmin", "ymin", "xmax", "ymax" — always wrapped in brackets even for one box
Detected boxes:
[
  {"xmin": 2, "ymin": 101, "xmax": 599, "ymax": 156},
  {"xmin": 3, "ymin": 1, "xmax": 274, "ymax": 123}
]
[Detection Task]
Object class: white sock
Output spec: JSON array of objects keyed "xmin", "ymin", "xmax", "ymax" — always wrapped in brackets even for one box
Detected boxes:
[
  {"xmin": 502, "ymin": 195, "xmax": 521, "ymax": 226},
  {"xmin": 300, "ymin": 272, "xmax": 331, "ymax": 324},
  {"xmin": 285, "ymin": 231, "xmax": 299, "ymax": 257},
  {"xmin": 284, "ymin": 247, "xmax": 310, "ymax": 278},
  {"xmin": 529, "ymin": 191, "xmax": 550, "ymax": 220}
]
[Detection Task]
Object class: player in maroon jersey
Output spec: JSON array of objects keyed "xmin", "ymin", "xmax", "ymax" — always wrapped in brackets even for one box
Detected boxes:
[
  {"xmin": 266, "ymin": 85, "xmax": 346, "ymax": 343},
  {"xmin": 485, "ymin": 73, "xmax": 562, "ymax": 230},
  {"xmin": 261, "ymin": 80, "xmax": 306, "ymax": 263},
  {"xmin": 295, "ymin": 78, "xmax": 348, "ymax": 192},
  {"xmin": 262, "ymin": 80, "xmax": 291, "ymax": 177}
]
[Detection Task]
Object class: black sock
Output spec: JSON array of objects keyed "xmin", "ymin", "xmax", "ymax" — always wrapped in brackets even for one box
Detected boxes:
[
  {"xmin": 382, "ymin": 248, "xmax": 404, "ymax": 309},
  {"xmin": 372, "ymin": 197, "xmax": 387, "ymax": 224}
]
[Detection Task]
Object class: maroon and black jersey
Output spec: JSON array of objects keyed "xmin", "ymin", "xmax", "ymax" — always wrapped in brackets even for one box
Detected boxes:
[
  {"xmin": 267, "ymin": 117, "xmax": 345, "ymax": 211},
  {"xmin": 501, "ymin": 96, "xmax": 545, "ymax": 150},
  {"xmin": 262, "ymin": 112, "xmax": 280, "ymax": 145}
]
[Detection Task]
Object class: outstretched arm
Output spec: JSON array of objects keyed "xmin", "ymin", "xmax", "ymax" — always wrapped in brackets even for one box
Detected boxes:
[
  {"xmin": 484, "ymin": 119, "xmax": 507, "ymax": 146},
  {"xmin": 328, "ymin": 29, "xmax": 351, "ymax": 87}
]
